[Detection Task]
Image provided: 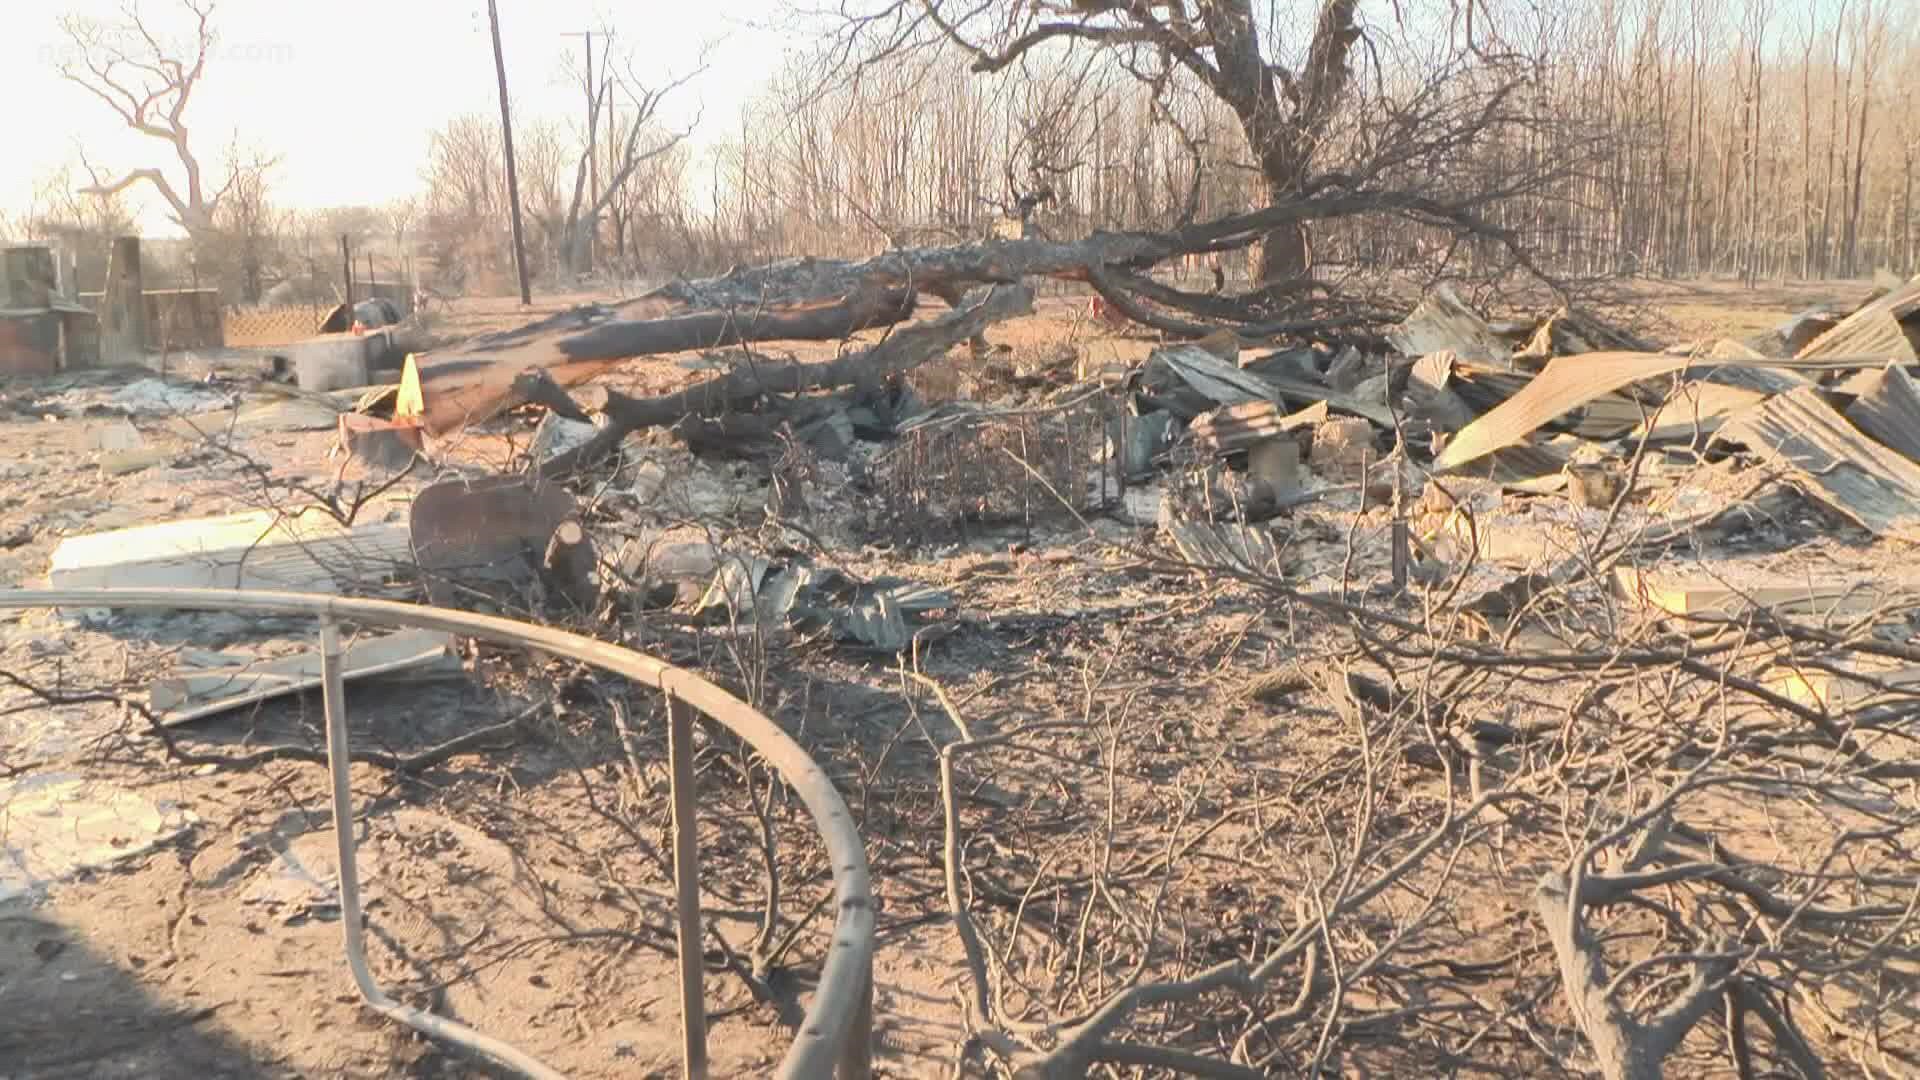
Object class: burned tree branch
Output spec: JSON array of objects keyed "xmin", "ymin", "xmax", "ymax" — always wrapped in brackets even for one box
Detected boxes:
[
  {"xmin": 402, "ymin": 289, "xmax": 920, "ymax": 434},
  {"xmin": 559, "ymin": 290, "xmax": 918, "ymax": 362},
  {"xmin": 1536, "ymin": 866, "xmax": 1738, "ymax": 1080},
  {"xmin": 541, "ymin": 284, "xmax": 1034, "ymax": 476}
]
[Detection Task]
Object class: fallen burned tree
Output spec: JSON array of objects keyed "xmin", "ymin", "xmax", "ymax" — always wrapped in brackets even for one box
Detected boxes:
[
  {"xmin": 539, "ymin": 284, "xmax": 1036, "ymax": 476},
  {"xmin": 394, "ymin": 185, "xmax": 1573, "ymax": 440},
  {"xmin": 653, "ymin": 186, "xmax": 1552, "ymax": 320},
  {"xmin": 399, "ymin": 287, "xmax": 921, "ymax": 434}
]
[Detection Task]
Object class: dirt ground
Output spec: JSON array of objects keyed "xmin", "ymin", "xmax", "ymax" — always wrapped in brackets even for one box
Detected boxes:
[{"xmin": 2, "ymin": 275, "xmax": 1912, "ymax": 1079}]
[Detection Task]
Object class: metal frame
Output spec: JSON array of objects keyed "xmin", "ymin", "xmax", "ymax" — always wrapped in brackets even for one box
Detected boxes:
[{"xmin": 0, "ymin": 588, "xmax": 875, "ymax": 1080}]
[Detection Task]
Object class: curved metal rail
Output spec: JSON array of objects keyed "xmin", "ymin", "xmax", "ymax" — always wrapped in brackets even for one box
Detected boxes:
[{"xmin": 0, "ymin": 589, "xmax": 874, "ymax": 1080}]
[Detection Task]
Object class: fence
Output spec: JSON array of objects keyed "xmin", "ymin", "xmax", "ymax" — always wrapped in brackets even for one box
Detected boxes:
[
  {"xmin": 0, "ymin": 587, "xmax": 876, "ymax": 1080},
  {"xmin": 223, "ymin": 305, "xmax": 330, "ymax": 347}
]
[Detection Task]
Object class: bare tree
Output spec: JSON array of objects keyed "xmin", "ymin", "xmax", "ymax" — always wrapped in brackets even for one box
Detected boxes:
[
  {"xmin": 818, "ymin": 0, "xmax": 1377, "ymax": 285},
  {"xmin": 200, "ymin": 144, "xmax": 284, "ymax": 302},
  {"xmin": 606, "ymin": 117, "xmax": 695, "ymax": 276},
  {"xmin": 382, "ymin": 197, "xmax": 418, "ymax": 262},
  {"xmin": 512, "ymin": 117, "xmax": 574, "ymax": 276},
  {"xmin": 556, "ymin": 46, "xmax": 706, "ymax": 277},
  {"xmin": 57, "ymin": 0, "xmax": 235, "ymax": 242},
  {"xmin": 22, "ymin": 162, "xmax": 139, "ymax": 292},
  {"xmin": 420, "ymin": 113, "xmax": 508, "ymax": 291}
]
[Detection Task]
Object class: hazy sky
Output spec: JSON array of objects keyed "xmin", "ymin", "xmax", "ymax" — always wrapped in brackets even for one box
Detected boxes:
[{"xmin": 0, "ymin": 0, "xmax": 793, "ymax": 237}]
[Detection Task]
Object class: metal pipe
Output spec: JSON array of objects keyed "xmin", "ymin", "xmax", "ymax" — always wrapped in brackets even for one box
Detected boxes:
[
  {"xmin": 0, "ymin": 589, "xmax": 875, "ymax": 1080},
  {"xmin": 319, "ymin": 618, "xmax": 568, "ymax": 1080},
  {"xmin": 836, "ymin": 961, "xmax": 874, "ymax": 1079},
  {"xmin": 667, "ymin": 694, "xmax": 710, "ymax": 1078}
]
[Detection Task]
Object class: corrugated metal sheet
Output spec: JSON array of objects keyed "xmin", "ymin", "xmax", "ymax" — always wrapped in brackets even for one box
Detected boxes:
[
  {"xmin": 1435, "ymin": 352, "xmax": 1701, "ymax": 470},
  {"xmin": 1387, "ymin": 285, "xmax": 1508, "ymax": 365},
  {"xmin": 1844, "ymin": 364, "xmax": 1920, "ymax": 464},
  {"xmin": 1795, "ymin": 277, "xmax": 1920, "ymax": 362},
  {"xmin": 1718, "ymin": 386, "xmax": 1920, "ymax": 542}
]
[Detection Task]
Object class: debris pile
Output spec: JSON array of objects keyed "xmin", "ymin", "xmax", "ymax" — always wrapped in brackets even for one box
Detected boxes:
[{"xmin": 15, "ymin": 261, "xmax": 1920, "ymax": 736}]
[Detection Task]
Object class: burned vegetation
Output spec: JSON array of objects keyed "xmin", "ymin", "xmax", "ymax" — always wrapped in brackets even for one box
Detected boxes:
[{"xmin": 5, "ymin": 0, "xmax": 1920, "ymax": 1078}]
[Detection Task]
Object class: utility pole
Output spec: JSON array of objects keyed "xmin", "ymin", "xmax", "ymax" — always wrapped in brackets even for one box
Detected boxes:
[
  {"xmin": 489, "ymin": 0, "xmax": 532, "ymax": 306},
  {"xmin": 340, "ymin": 234, "xmax": 354, "ymax": 308},
  {"xmin": 562, "ymin": 29, "xmax": 610, "ymax": 273}
]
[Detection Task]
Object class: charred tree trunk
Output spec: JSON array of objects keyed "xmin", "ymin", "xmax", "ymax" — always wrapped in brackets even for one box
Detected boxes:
[
  {"xmin": 1202, "ymin": 0, "xmax": 1360, "ymax": 291},
  {"xmin": 542, "ymin": 285, "xmax": 1034, "ymax": 476},
  {"xmin": 1253, "ymin": 176, "xmax": 1314, "ymax": 286}
]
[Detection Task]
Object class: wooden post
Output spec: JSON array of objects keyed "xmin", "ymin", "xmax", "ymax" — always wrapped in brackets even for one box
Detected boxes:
[
  {"xmin": 489, "ymin": 0, "xmax": 533, "ymax": 307},
  {"xmin": 341, "ymin": 234, "xmax": 354, "ymax": 309},
  {"xmin": 667, "ymin": 694, "xmax": 709, "ymax": 1078}
]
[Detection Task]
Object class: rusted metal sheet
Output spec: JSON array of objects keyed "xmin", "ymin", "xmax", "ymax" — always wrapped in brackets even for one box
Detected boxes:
[
  {"xmin": 150, "ymin": 628, "xmax": 454, "ymax": 726},
  {"xmin": 1627, "ymin": 379, "xmax": 1769, "ymax": 442},
  {"xmin": 1404, "ymin": 349, "xmax": 1478, "ymax": 433},
  {"xmin": 1699, "ymin": 338, "xmax": 1816, "ymax": 394},
  {"xmin": 1843, "ymin": 364, "xmax": 1920, "ymax": 463},
  {"xmin": 1775, "ymin": 309, "xmax": 1840, "ymax": 353},
  {"xmin": 1795, "ymin": 277, "xmax": 1920, "ymax": 362},
  {"xmin": 1717, "ymin": 386, "xmax": 1920, "ymax": 542},
  {"xmin": 1435, "ymin": 350, "xmax": 1854, "ymax": 472},
  {"xmin": 1514, "ymin": 306, "xmax": 1654, "ymax": 364},
  {"xmin": 48, "ymin": 507, "xmax": 414, "ymax": 592}
]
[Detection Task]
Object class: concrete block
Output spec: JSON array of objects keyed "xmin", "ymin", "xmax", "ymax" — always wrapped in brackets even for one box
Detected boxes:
[{"xmin": 292, "ymin": 333, "xmax": 372, "ymax": 391}]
